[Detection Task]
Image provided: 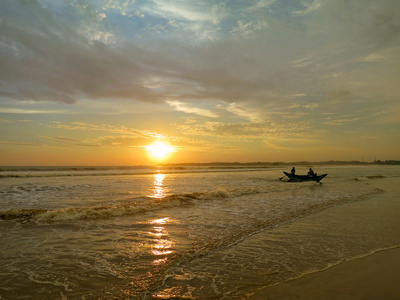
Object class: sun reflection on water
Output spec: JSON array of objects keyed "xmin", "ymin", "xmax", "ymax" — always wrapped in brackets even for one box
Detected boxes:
[
  {"xmin": 149, "ymin": 217, "xmax": 174, "ymax": 265},
  {"xmin": 150, "ymin": 173, "xmax": 166, "ymax": 199},
  {"xmin": 150, "ymin": 217, "xmax": 170, "ymax": 225}
]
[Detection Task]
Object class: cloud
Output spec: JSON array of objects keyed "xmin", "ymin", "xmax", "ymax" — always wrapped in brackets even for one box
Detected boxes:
[
  {"xmin": 46, "ymin": 121, "xmax": 148, "ymax": 137},
  {"xmin": 0, "ymin": 0, "xmax": 398, "ymax": 164},
  {"xmin": 0, "ymin": 1, "xmax": 166, "ymax": 104},
  {"xmin": 27, "ymin": 120, "xmax": 183, "ymax": 150},
  {"xmin": 101, "ymin": 0, "xmax": 135, "ymax": 17},
  {"xmin": 174, "ymin": 118, "xmax": 317, "ymax": 144},
  {"xmin": 56, "ymin": 136, "xmax": 81, "ymax": 142},
  {"xmin": 167, "ymin": 100, "xmax": 218, "ymax": 118},
  {"xmin": 1, "ymin": 0, "xmax": 399, "ymax": 130},
  {"xmin": 294, "ymin": 0, "xmax": 322, "ymax": 15},
  {"xmin": 375, "ymin": 105, "xmax": 400, "ymax": 124},
  {"xmin": 0, "ymin": 140, "xmax": 40, "ymax": 147},
  {"xmin": 0, "ymin": 108, "xmax": 66, "ymax": 114},
  {"xmin": 45, "ymin": 134, "xmax": 147, "ymax": 148},
  {"xmin": 322, "ymin": 116, "xmax": 370, "ymax": 126},
  {"xmin": 217, "ymin": 102, "xmax": 262, "ymax": 122},
  {"xmin": 144, "ymin": 0, "xmax": 214, "ymax": 23},
  {"xmin": 230, "ymin": 19, "xmax": 267, "ymax": 36}
]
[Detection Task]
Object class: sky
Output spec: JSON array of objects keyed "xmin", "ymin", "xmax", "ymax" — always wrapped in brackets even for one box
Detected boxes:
[{"xmin": 0, "ymin": 0, "xmax": 399, "ymax": 166}]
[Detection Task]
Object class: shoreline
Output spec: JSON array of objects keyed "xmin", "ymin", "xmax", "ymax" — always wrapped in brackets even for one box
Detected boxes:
[
  {"xmin": 248, "ymin": 177, "xmax": 400, "ymax": 300},
  {"xmin": 248, "ymin": 242, "xmax": 400, "ymax": 300}
]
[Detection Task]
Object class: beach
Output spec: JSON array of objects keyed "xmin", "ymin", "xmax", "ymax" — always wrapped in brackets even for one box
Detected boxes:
[
  {"xmin": 249, "ymin": 247, "xmax": 400, "ymax": 300},
  {"xmin": 248, "ymin": 175, "xmax": 400, "ymax": 300}
]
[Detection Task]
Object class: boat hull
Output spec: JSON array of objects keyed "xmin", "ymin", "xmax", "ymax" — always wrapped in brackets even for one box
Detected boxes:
[{"xmin": 283, "ymin": 172, "xmax": 327, "ymax": 182}]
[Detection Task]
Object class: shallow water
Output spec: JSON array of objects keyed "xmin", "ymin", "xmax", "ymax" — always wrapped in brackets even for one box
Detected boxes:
[{"xmin": 0, "ymin": 165, "xmax": 399, "ymax": 299}]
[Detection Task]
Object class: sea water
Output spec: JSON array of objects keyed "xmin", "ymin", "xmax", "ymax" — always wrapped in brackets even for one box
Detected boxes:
[{"xmin": 0, "ymin": 165, "xmax": 399, "ymax": 299}]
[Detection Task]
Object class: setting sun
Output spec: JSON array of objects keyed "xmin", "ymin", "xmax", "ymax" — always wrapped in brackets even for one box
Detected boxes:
[{"xmin": 146, "ymin": 141, "xmax": 174, "ymax": 159}]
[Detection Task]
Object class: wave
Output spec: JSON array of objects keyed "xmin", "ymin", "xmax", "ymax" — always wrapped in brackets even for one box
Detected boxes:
[
  {"xmin": 354, "ymin": 175, "xmax": 385, "ymax": 181},
  {"xmin": 0, "ymin": 166, "xmax": 159, "ymax": 178},
  {"xmin": 1, "ymin": 183, "xmax": 383, "ymax": 223},
  {"xmin": 0, "ymin": 166, "xmax": 273, "ymax": 178},
  {"xmin": 0, "ymin": 164, "xmax": 278, "ymax": 178},
  {"xmin": 0, "ymin": 188, "xmax": 232, "ymax": 222},
  {"xmin": 0, "ymin": 172, "xmax": 155, "ymax": 178}
]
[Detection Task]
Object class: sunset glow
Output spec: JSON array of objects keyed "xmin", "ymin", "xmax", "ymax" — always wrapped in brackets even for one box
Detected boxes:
[
  {"xmin": 0, "ymin": 1, "xmax": 399, "ymax": 165},
  {"xmin": 146, "ymin": 142, "xmax": 174, "ymax": 160}
]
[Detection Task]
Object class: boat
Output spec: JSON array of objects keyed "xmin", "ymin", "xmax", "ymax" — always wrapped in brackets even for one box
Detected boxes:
[{"xmin": 282, "ymin": 172, "xmax": 327, "ymax": 183}]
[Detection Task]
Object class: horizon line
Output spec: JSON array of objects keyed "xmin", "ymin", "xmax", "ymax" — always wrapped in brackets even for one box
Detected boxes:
[{"xmin": 1, "ymin": 160, "xmax": 399, "ymax": 168}]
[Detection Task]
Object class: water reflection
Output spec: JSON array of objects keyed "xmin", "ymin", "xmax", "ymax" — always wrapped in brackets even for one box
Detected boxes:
[
  {"xmin": 150, "ymin": 173, "xmax": 166, "ymax": 199},
  {"xmin": 149, "ymin": 217, "xmax": 174, "ymax": 265}
]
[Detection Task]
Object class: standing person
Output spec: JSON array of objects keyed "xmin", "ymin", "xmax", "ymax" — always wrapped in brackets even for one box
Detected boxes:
[{"xmin": 291, "ymin": 167, "xmax": 296, "ymax": 175}]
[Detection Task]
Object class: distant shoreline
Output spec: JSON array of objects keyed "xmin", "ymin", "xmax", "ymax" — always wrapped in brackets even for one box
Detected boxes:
[
  {"xmin": 0, "ymin": 160, "xmax": 399, "ymax": 168},
  {"xmin": 159, "ymin": 160, "xmax": 400, "ymax": 166}
]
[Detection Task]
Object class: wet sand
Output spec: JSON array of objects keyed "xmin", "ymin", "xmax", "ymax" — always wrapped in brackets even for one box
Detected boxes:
[
  {"xmin": 248, "ymin": 245, "xmax": 400, "ymax": 300},
  {"xmin": 248, "ymin": 176, "xmax": 400, "ymax": 300}
]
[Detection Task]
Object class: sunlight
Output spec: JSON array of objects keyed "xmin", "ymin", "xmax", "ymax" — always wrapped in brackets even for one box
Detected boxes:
[
  {"xmin": 150, "ymin": 217, "xmax": 171, "ymax": 225},
  {"xmin": 149, "ymin": 217, "xmax": 175, "ymax": 265},
  {"xmin": 146, "ymin": 141, "xmax": 174, "ymax": 159},
  {"xmin": 150, "ymin": 173, "xmax": 166, "ymax": 199}
]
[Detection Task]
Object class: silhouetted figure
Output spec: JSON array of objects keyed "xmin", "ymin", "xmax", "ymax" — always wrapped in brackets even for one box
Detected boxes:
[
  {"xmin": 291, "ymin": 167, "xmax": 296, "ymax": 175},
  {"xmin": 308, "ymin": 168, "xmax": 315, "ymax": 176}
]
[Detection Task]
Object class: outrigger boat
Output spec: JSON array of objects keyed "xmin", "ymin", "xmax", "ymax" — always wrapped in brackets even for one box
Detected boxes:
[{"xmin": 282, "ymin": 172, "xmax": 327, "ymax": 183}]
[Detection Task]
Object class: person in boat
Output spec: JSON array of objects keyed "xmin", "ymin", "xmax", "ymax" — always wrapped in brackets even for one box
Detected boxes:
[
  {"xmin": 291, "ymin": 167, "xmax": 296, "ymax": 175},
  {"xmin": 308, "ymin": 168, "xmax": 315, "ymax": 177}
]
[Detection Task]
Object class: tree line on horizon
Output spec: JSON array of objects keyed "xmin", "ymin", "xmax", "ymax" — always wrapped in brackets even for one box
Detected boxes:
[{"xmin": 161, "ymin": 160, "xmax": 400, "ymax": 166}]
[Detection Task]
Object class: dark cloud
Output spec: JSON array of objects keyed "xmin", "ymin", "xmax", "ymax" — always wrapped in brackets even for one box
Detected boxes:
[
  {"xmin": 0, "ymin": 0, "xmax": 164, "ymax": 104},
  {"xmin": 0, "ymin": 0, "xmax": 399, "ymax": 119}
]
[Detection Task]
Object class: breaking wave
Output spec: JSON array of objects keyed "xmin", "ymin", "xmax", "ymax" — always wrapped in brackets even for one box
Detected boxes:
[
  {"xmin": 0, "ymin": 188, "xmax": 232, "ymax": 222},
  {"xmin": 354, "ymin": 175, "xmax": 386, "ymax": 181},
  {"xmin": 0, "ymin": 165, "xmax": 274, "ymax": 178},
  {"xmin": 0, "ymin": 183, "xmax": 384, "ymax": 224}
]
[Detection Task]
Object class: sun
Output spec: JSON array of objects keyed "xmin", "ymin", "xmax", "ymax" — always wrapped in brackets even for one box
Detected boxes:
[{"xmin": 146, "ymin": 141, "xmax": 174, "ymax": 159}]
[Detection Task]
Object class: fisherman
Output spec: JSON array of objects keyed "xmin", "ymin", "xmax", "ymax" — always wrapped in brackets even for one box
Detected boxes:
[
  {"xmin": 308, "ymin": 168, "xmax": 315, "ymax": 176},
  {"xmin": 291, "ymin": 167, "xmax": 296, "ymax": 175}
]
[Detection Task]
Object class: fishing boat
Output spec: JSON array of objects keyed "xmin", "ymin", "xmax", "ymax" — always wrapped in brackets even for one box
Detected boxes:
[{"xmin": 282, "ymin": 172, "xmax": 327, "ymax": 183}]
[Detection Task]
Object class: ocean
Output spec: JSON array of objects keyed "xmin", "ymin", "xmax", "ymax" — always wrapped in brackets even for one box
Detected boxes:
[{"xmin": 0, "ymin": 164, "xmax": 399, "ymax": 299}]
